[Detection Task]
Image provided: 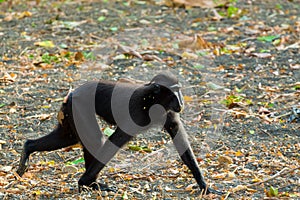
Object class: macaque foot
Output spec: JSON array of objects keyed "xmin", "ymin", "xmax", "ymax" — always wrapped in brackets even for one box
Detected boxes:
[
  {"xmin": 79, "ymin": 182, "xmax": 117, "ymax": 193},
  {"xmin": 205, "ymin": 187, "xmax": 224, "ymax": 195},
  {"xmin": 16, "ymin": 164, "xmax": 28, "ymax": 177},
  {"xmin": 16, "ymin": 147, "xmax": 30, "ymax": 177}
]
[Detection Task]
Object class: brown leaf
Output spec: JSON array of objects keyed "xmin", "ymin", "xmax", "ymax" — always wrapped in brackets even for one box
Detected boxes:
[
  {"xmin": 142, "ymin": 54, "xmax": 163, "ymax": 62},
  {"xmin": 179, "ymin": 34, "xmax": 215, "ymax": 50},
  {"xmin": 18, "ymin": 11, "xmax": 32, "ymax": 19},
  {"xmin": 290, "ymin": 63, "xmax": 300, "ymax": 70},
  {"xmin": 218, "ymin": 155, "xmax": 233, "ymax": 166},
  {"xmin": 0, "ymin": 72, "xmax": 17, "ymax": 83},
  {"xmin": 57, "ymin": 110, "xmax": 64, "ymax": 125},
  {"xmin": 171, "ymin": 0, "xmax": 228, "ymax": 8},
  {"xmin": 250, "ymin": 52, "xmax": 272, "ymax": 58},
  {"xmin": 74, "ymin": 52, "xmax": 84, "ymax": 61},
  {"xmin": 117, "ymin": 45, "xmax": 143, "ymax": 59}
]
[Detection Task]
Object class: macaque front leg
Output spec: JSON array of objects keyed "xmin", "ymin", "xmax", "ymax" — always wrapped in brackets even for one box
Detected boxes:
[{"xmin": 164, "ymin": 111, "xmax": 222, "ymax": 195}]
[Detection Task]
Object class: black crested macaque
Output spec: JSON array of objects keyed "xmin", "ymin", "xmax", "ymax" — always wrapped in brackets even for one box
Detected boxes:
[{"xmin": 17, "ymin": 72, "xmax": 221, "ymax": 195}]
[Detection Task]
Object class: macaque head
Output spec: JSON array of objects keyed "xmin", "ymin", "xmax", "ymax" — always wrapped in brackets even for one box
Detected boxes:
[{"xmin": 149, "ymin": 72, "xmax": 184, "ymax": 113}]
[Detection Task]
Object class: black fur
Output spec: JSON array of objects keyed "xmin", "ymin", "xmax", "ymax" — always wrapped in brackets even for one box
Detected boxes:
[{"xmin": 17, "ymin": 73, "xmax": 220, "ymax": 195}]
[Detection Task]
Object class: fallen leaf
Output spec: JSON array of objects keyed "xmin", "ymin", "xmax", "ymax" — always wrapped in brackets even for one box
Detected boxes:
[
  {"xmin": 171, "ymin": 0, "xmax": 228, "ymax": 8},
  {"xmin": 74, "ymin": 52, "xmax": 84, "ymax": 61},
  {"xmin": 232, "ymin": 185, "xmax": 247, "ymax": 192},
  {"xmin": 117, "ymin": 45, "xmax": 143, "ymax": 59},
  {"xmin": 250, "ymin": 52, "xmax": 272, "ymax": 58},
  {"xmin": 179, "ymin": 34, "xmax": 214, "ymax": 50},
  {"xmin": 0, "ymin": 166, "xmax": 13, "ymax": 172},
  {"xmin": 235, "ymin": 150, "xmax": 244, "ymax": 157},
  {"xmin": 183, "ymin": 96, "xmax": 193, "ymax": 102},
  {"xmin": 18, "ymin": 11, "xmax": 32, "ymax": 19},
  {"xmin": 290, "ymin": 63, "xmax": 300, "ymax": 70},
  {"xmin": 142, "ymin": 54, "xmax": 163, "ymax": 62},
  {"xmin": 0, "ymin": 72, "xmax": 17, "ymax": 83},
  {"xmin": 218, "ymin": 155, "xmax": 233, "ymax": 166},
  {"xmin": 34, "ymin": 40, "xmax": 55, "ymax": 48},
  {"xmin": 62, "ymin": 165, "xmax": 78, "ymax": 173}
]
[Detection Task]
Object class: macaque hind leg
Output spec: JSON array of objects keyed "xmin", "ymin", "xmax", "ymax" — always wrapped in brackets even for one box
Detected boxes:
[
  {"xmin": 17, "ymin": 124, "xmax": 78, "ymax": 176},
  {"xmin": 79, "ymin": 128, "xmax": 132, "ymax": 192},
  {"xmin": 79, "ymin": 148, "xmax": 116, "ymax": 192}
]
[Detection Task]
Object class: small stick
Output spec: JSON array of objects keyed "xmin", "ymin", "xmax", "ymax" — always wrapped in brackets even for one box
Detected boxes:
[{"xmin": 247, "ymin": 166, "xmax": 300, "ymax": 188}]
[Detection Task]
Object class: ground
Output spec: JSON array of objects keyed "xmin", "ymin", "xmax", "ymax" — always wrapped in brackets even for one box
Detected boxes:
[{"xmin": 0, "ymin": 0, "xmax": 299, "ymax": 199}]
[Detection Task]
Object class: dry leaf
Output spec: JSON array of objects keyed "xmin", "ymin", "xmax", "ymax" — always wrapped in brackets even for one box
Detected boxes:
[
  {"xmin": 142, "ymin": 54, "xmax": 163, "ymax": 62},
  {"xmin": 171, "ymin": 0, "xmax": 228, "ymax": 8},
  {"xmin": 218, "ymin": 155, "xmax": 233, "ymax": 166},
  {"xmin": 212, "ymin": 172, "xmax": 227, "ymax": 179},
  {"xmin": 185, "ymin": 183, "xmax": 196, "ymax": 191},
  {"xmin": 235, "ymin": 150, "xmax": 244, "ymax": 157},
  {"xmin": 25, "ymin": 113, "xmax": 53, "ymax": 120},
  {"xmin": 179, "ymin": 34, "xmax": 213, "ymax": 50},
  {"xmin": 57, "ymin": 110, "xmax": 65, "ymax": 125},
  {"xmin": 18, "ymin": 11, "xmax": 32, "ymax": 19},
  {"xmin": 290, "ymin": 63, "xmax": 300, "ymax": 69},
  {"xmin": 117, "ymin": 45, "xmax": 143, "ymax": 59},
  {"xmin": 0, "ymin": 72, "xmax": 17, "ymax": 83},
  {"xmin": 0, "ymin": 166, "xmax": 13, "ymax": 172},
  {"xmin": 231, "ymin": 185, "xmax": 247, "ymax": 192},
  {"xmin": 183, "ymin": 96, "xmax": 193, "ymax": 102},
  {"xmin": 34, "ymin": 40, "xmax": 55, "ymax": 48},
  {"xmin": 250, "ymin": 52, "xmax": 272, "ymax": 58},
  {"xmin": 74, "ymin": 52, "xmax": 84, "ymax": 61}
]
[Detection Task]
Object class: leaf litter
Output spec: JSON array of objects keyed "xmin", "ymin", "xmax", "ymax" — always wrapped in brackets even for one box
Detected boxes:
[{"xmin": 0, "ymin": 0, "xmax": 299, "ymax": 199}]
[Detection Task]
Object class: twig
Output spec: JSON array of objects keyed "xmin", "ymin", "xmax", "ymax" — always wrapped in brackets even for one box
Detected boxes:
[
  {"xmin": 273, "ymin": 112, "xmax": 292, "ymax": 120},
  {"xmin": 260, "ymin": 129, "xmax": 273, "ymax": 137},
  {"xmin": 227, "ymin": 166, "xmax": 300, "ymax": 196},
  {"xmin": 246, "ymin": 166, "xmax": 300, "ymax": 188}
]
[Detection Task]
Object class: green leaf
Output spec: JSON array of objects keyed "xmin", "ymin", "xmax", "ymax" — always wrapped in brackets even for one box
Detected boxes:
[
  {"xmin": 59, "ymin": 43, "xmax": 68, "ymax": 49},
  {"xmin": 97, "ymin": 16, "xmax": 106, "ymax": 22},
  {"xmin": 83, "ymin": 51, "xmax": 96, "ymax": 60},
  {"xmin": 249, "ymin": 130, "xmax": 255, "ymax": 134},
  {"xmin": 267, "ymin": 103, "xmax": 275, "ymax": 108},
  {"xmin": 110, "ymin": 27, "xmax": 118, "ymax": 32},
  {"xmin": 207, "ymin": 26, "xmax": 216, "ymax": 31},
  {"xmin": 41, "ymin": 105, "xmax": 51, "ymax": 109},
  {"xmin": 104, "ymin": 127, "xmax": 114, "ymax": 137},
  {"xmin": 41, "ymin": 53, "xmax": 59, "ymax": 64},
  {"xmin": 194, "ymin": 65, "xmax": 205, "ymax": 69},
  {"xmin": 128, "ymin": 145, "xmax": 142, "ymax": 151},
  {"xmin": 62, "ymin": 21, "xmax": 82, "ymax": 29},
  {"xmin": 227, "ymin": 6, "xmax": 239, "ymax": 17},
  {"xmin": 35, "ymin": 40, "xmax": 55, "ymax": 48},
  {"xmin": 260, "ymin": 49, "xmax": 270, "ymax": 53},
  {"xmin": 66, "ymin": 157, "xmax": 85, "ymax": 165},
  {"xmin": 122, "ymin": 191, "xmax": 128, "ymax": 199},
  {"xmin": 0, "ymin": 103, "xmax": 6, "ymax": 108},
  {"xmin": 275, "ymin": 4, "xmax": 283, "ymax": 9},
  {"xmin": 269, "ymin": 186, "xmax": 279, "ymax": 197},
  {"xmin": 235, "ymin": 87, "xmax": 243, "ymax": 93},
  {"xmin": 197, "ymin": 51, "xmax": 209, "ymax": 56},
  {"xmin": 257, "ymin": 35, "xmax": 280, "ymax": 42},
  {"xmin": 128, "ymin": 145, "xmax": 152, "ymax": 153}
]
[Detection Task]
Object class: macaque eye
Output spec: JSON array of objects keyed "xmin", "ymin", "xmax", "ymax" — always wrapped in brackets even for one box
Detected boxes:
[{"xmin": 153, "ymin": 83, "xmax": 161, "ymax": 94}]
